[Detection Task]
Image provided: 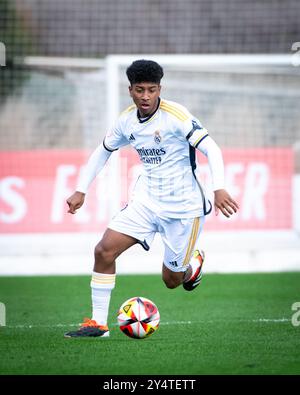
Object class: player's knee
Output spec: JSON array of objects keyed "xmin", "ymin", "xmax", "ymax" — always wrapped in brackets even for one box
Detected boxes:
[
  {"xmin": 164, "ymin": 281, "xmax": 178, "ymax": 289},
  {"xmin": 94, "ymin": 243, "xmax": 116, "ymax": 264},
  {"xmin": 162, "ymin": 276, "xmax": 181, "ymax": 289}
]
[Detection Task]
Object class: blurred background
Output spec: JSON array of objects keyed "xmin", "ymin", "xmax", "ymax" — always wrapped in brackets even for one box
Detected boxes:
[{"xmin": 0, "ymin": 0, "xmax": 300, "ymax": 275}]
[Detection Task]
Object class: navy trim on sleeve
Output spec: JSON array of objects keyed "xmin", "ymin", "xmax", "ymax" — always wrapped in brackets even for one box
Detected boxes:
[
  {"xmin": 194, "ymin": 133, "xmax": 209, "ymax": 148},
  {"xmin": 189, "ymin": 144, "xmax": 212, "ymax": 216},
  {"xmin": 186, "ymin": 119, "xmax": 203, "ymax": 140},
  {"xmin": 103, "ymin": 139, "xmax": 118, "ymax": 152}
]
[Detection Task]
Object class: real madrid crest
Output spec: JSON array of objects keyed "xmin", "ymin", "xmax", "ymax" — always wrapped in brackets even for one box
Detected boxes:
[{"xmin": 154, "ymin": 130, "xmax": 162, "ymax": 144}]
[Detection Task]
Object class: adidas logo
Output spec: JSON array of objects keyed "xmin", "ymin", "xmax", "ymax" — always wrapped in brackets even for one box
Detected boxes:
[{"xmin": 129, "ymin": 133, "xmax": 135, "ymax": 141}]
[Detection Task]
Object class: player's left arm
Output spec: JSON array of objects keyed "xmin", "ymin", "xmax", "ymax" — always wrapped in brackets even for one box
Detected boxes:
[
  {"xmin": 196, "ymin": 135, "xmax": 239, "ymax": 218},
  {"xmin": 181, "ymin": 114, "xmax": 239, "ymax": 218}
]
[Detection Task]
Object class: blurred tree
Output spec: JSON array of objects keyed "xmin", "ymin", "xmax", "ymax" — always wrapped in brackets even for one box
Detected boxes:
[{"xmin": 0, "ymin": 0, "xmax": 32, "ymax": 102}]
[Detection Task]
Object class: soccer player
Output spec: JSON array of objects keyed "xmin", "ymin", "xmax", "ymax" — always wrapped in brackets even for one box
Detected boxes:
[{"xmin": 64, "ymin": 60, "xmax": 239, "ymax": 338}]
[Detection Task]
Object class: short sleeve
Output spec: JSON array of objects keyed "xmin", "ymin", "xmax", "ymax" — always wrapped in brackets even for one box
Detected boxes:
[
  {"xmin": 103, "ymin": 117, "xmax": 129, "ymax": 152},
  {"xmin": 184, "ymin": 117, "xmax": 209, "ymax": 148}
]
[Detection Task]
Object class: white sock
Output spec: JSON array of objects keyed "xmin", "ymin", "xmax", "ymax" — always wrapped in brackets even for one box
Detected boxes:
[{"xmin": 90, "ymin": 272, "xmax": 116, "ymax": 327}]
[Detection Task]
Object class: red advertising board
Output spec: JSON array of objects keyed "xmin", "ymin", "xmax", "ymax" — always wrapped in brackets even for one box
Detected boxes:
[{"xmin": 0, "ymin": 148, "xmax": 293, "ymax": 233}]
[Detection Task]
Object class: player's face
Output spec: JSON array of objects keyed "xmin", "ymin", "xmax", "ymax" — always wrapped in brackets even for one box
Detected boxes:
[{"xmin": 129, "ymin": 82, "xmax": 161, "ymax": 117}]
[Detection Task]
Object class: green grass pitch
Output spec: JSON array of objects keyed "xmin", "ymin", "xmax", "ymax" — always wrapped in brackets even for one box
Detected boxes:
[{"xmin": 0, "ymin": 272, "xmax": 299, "ymax": 375}]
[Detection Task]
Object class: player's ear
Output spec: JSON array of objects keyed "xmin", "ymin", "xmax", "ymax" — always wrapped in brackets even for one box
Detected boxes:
[{"xmin": 128, "ymin": 85, "xmax": 133, "ymax": 97}]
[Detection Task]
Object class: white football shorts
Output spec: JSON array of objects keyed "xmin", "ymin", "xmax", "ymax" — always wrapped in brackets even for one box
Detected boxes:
[{"xmin": 108, "ymin": 200, "xmax": 205, "ymax": 273}]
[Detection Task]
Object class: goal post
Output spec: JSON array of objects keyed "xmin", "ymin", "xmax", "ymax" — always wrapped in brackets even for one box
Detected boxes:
[
  {"xmin": 105, "ymin": 53, "xmax": 294, "ymax": 124},
  {"xmin": 106, "ymin": 54, "xmax": 299, "ymax": 234},
  {"xmin": 22, "ymin": 53, "xmax": 296, "ymax": 133},
  {"xmin": 1, "ymin": 53, "xmax": 299, "ymax": 273},
  {"xmin": 2, "ymin": 53, "xmax": 299, "ymax": 234}
]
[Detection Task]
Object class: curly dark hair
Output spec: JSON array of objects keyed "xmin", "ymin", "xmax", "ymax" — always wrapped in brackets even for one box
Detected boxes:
[{"xmin": 126, "ymin": 59, "xmax": 164, "ymax": 85}]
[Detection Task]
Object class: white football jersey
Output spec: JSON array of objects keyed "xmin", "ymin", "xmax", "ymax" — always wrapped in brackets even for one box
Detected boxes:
[{"xmin": 104, "ymin": 98, "xmax": 212, "ymax": 218}]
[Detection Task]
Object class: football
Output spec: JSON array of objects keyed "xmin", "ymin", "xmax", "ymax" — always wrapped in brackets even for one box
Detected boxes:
[{"xmin": 117, "ymin": 296, "xmax": 160, "ymax": 339}]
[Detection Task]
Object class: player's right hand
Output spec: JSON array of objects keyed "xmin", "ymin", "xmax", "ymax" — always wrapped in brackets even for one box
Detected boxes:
[{"xmin": 66, "ymin": 191, "xmax": 85, "ymax": 214}]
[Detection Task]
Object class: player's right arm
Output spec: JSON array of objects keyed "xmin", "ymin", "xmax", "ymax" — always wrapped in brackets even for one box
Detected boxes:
[
  {"xmin": 67, "ymin": 117, "xmax": 129, "ymax": 214},
  {"xmin": 67, "ymin": 144, "xmax": 113, "ymax": 214}
]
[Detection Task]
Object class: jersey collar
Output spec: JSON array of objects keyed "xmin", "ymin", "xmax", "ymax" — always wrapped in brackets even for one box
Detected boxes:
[{"xmin": 137, "ymin": 97, "xmax": 161, "ymax": 123}]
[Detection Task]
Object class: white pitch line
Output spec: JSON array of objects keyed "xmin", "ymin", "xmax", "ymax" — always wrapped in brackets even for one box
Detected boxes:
[
  {"xmin": 253, "ymin": 318, "xmax": 290, "ymax": 323},
  {"xmin": 3, "ymin": 318, "xmax": 290, "ymax": 329},
  {"xmin": 4, "ymin": 323, "xmax": 80, "ymax": 329}
]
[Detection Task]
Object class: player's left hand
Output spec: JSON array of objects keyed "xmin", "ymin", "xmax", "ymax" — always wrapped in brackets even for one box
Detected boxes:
[{"xmin": 214, "ymin": 189, "xmax": 239, "ymax": 218}]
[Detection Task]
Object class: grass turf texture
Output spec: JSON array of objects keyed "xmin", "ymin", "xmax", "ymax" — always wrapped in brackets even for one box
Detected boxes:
[{"xmin": 0, "ymin": 272, "xmax": 299, "ymax": 375}]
